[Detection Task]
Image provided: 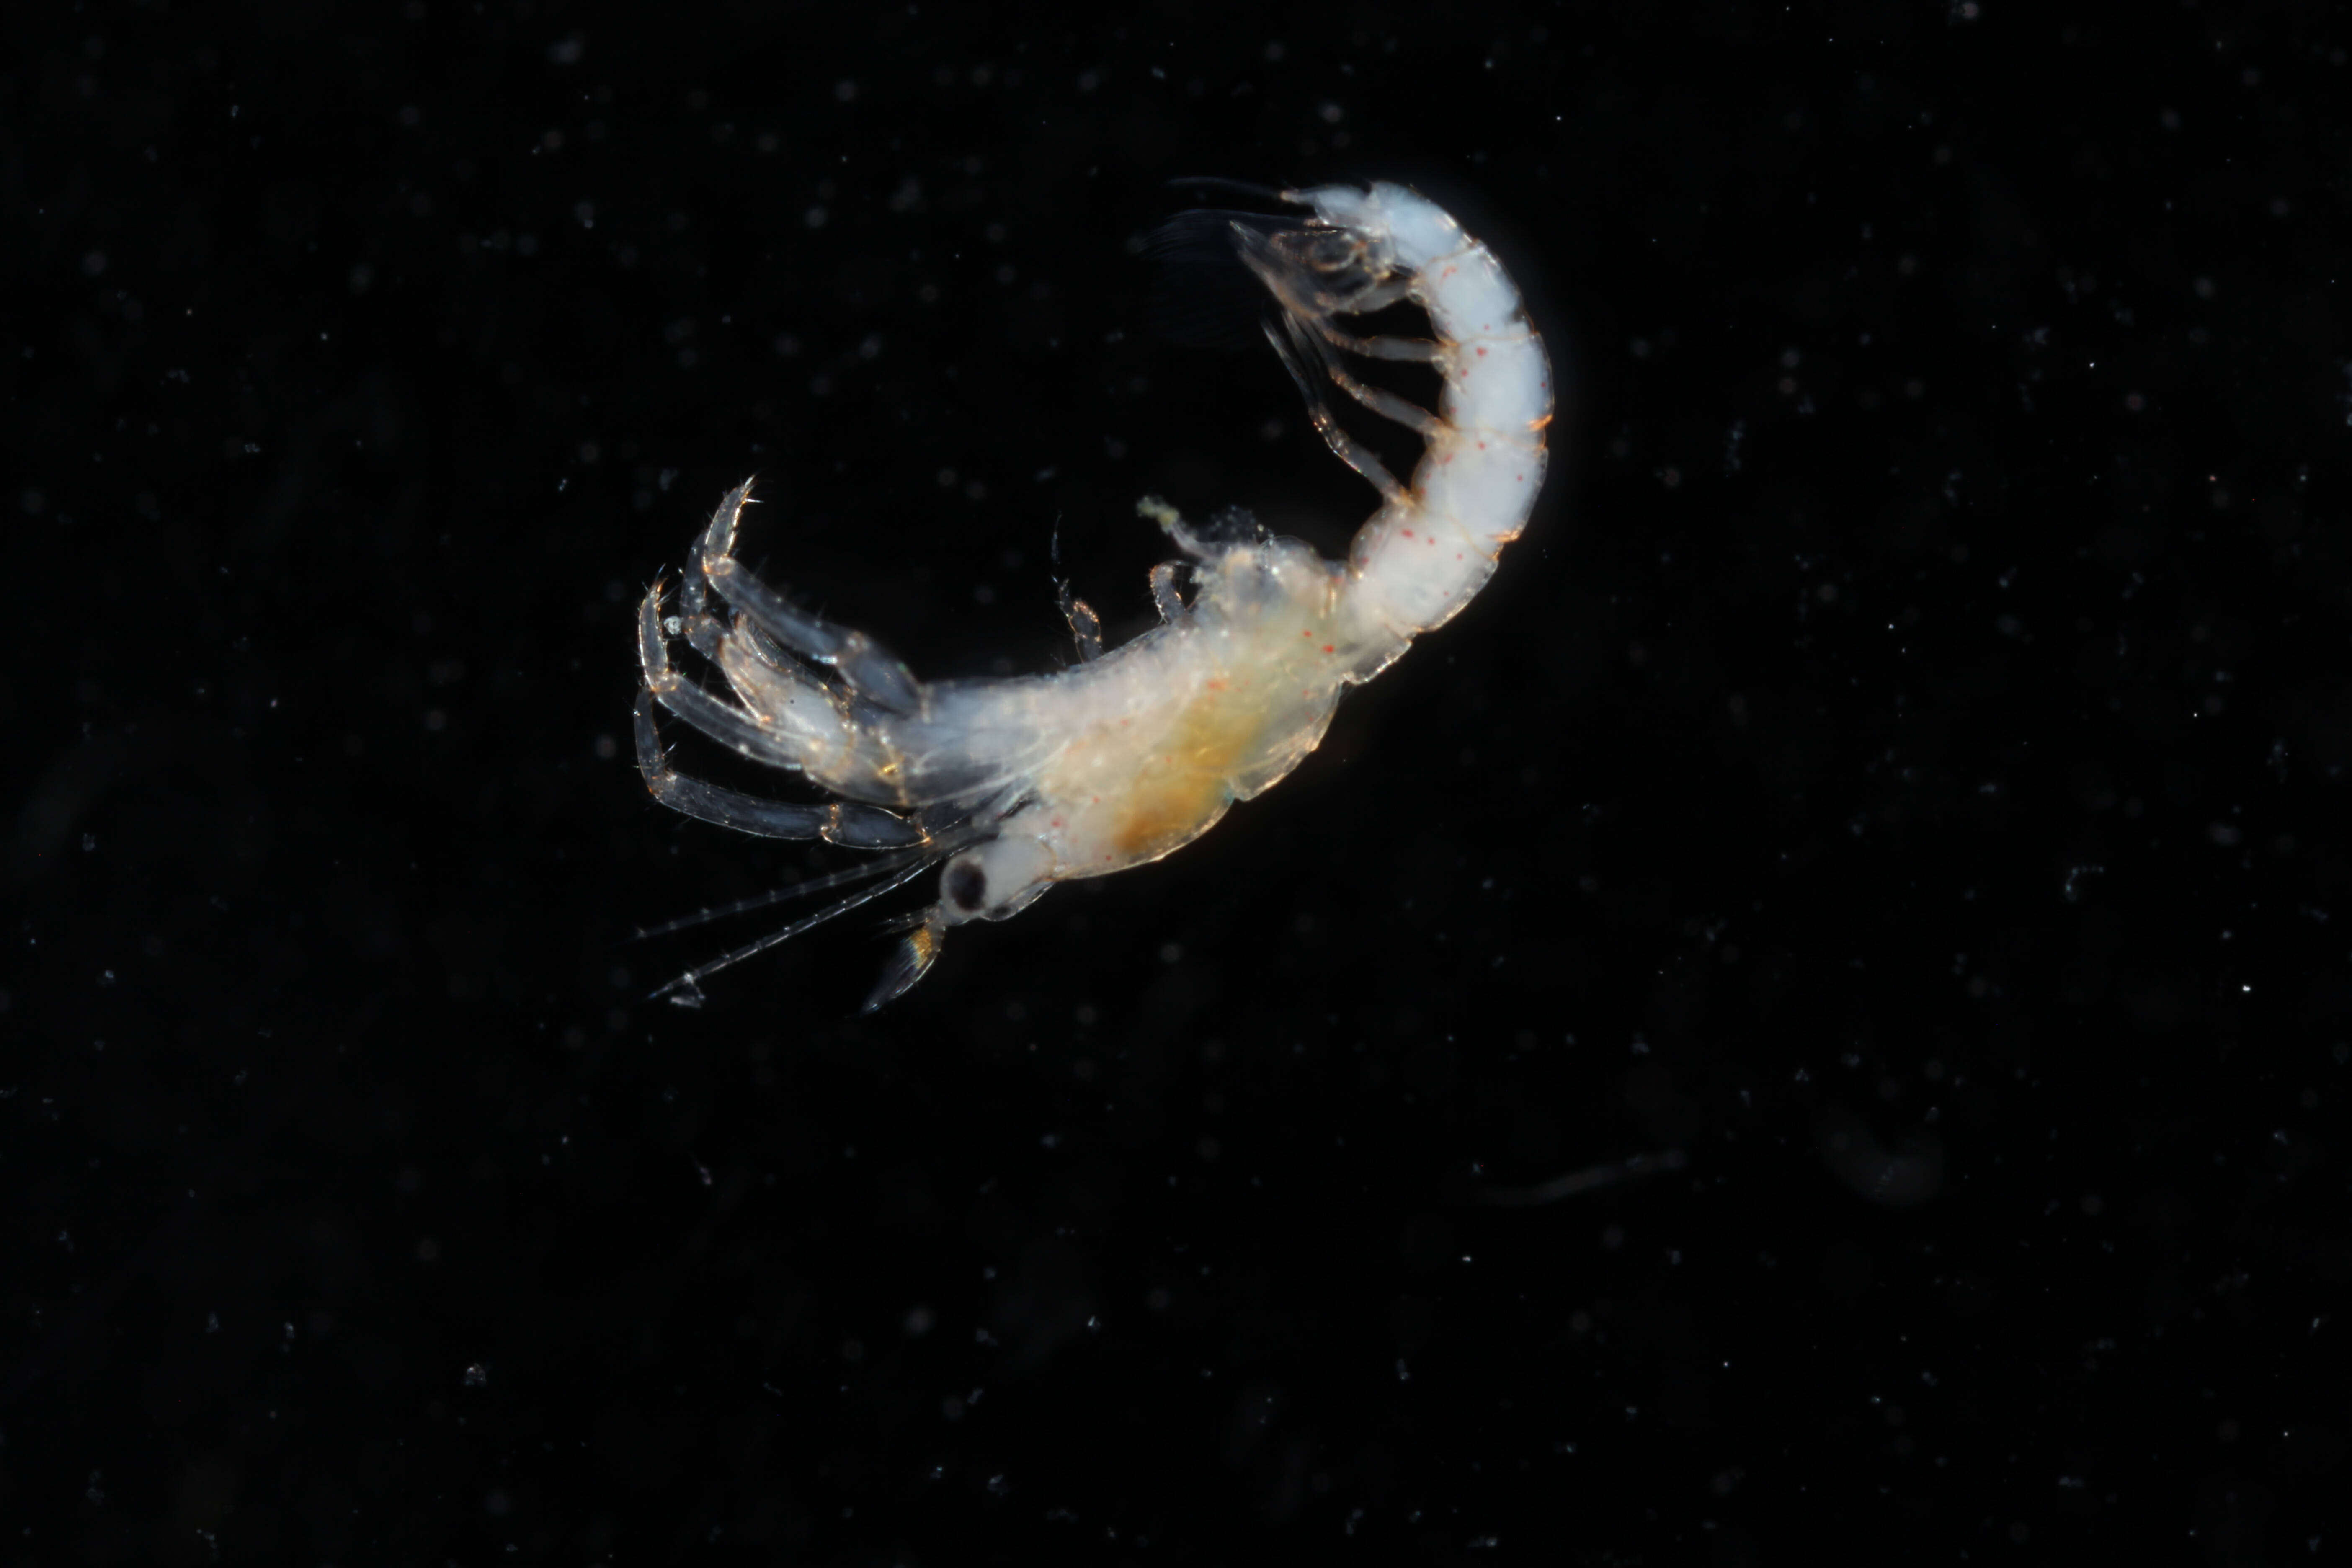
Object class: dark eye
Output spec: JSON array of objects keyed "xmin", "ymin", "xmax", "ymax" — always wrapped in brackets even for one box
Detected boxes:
[{"xmin": 946, "ymin": 861, "xmax": 988, "ymax": 912}]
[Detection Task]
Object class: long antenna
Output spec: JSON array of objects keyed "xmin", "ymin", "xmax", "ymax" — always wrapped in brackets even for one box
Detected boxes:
[
  {"xmin": 648, "ymin": 854, "xmax": 944, "ymax": 1008},
  {"xmin": 1164, "ymin": 175, "xmax": 1297, "ymax": 205},
  {"xmin": 630, "ymin": 842, "xmax": 952, "ymax": 941}
]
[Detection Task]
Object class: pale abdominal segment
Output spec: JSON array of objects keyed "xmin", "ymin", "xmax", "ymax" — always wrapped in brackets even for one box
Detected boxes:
[{"xmin": 635, "ymin": 181, "xmax": 1553, "ymax": 1009}]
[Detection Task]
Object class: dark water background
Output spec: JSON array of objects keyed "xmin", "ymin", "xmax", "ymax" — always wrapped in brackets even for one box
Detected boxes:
[{"xmin": 7, "ymin": 2, "xmax": 2347, "ymax": 1561}]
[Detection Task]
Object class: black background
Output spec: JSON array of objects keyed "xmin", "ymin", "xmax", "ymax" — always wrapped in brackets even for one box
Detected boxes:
[{"xmin": 7, "ymin": 1, "xmax": 2349, "ymax": 1563}]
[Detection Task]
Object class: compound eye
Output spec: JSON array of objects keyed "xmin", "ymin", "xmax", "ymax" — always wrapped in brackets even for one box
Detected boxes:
[{"xmin": 946, "ymin": 859, "xmax": 988, "ymax": 913}]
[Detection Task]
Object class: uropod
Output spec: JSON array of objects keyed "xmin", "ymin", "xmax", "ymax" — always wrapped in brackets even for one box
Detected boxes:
[{"xmin": 635, "ymin": 181, "xmax": 1553, "ymax": 1009}]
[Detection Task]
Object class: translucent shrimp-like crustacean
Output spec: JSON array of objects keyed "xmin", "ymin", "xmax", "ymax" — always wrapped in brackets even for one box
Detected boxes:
[{"xmin": 636, "ymin": 180, "xmax": 1551, "ymax": 1009}]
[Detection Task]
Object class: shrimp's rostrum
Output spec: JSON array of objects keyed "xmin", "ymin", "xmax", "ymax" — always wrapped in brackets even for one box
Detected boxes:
[{"xmin": 636, "ymin": 181, "xmax": 1551, "ymax": 1008}]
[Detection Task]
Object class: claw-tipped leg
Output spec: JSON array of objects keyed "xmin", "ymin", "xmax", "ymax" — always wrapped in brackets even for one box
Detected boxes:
[
  {"xmin": 1148, "ymin": 561, "xmax": 1187, "ymax": 623},
  {"xmin": 1049, "ymin": 516, "xmax": 1102, "ymax": 662},
  {"xmin": 691, "ymin": 478, "xmax": 926, "ymax": 714},
  {"xmin": 636, "ymin": 686, "xmax": 928, "ymax": 846},
  {"xmin": 1262, "ymin": 316, "xmax": 1407, "ymax": 503},
  {"xmin": 1057, "ymin": 581, "xmax": 1104, "ymax": 662}
]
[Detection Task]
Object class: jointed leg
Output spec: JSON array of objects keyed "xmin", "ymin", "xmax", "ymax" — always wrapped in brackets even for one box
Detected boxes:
[
  {"xmin": 1149, "ymin": 562, "xmax": 1187, "ymax": 623},
  {"xmin": 640, "ymin": 580, "xmax": 818, "ymax": 773},
  {"xmin": 1057, "ymin": 580, "xmax": 1104, "ymax": 661},
  {"xmin": 1320, "ymin": 356, "xmax": 1442, "ymax": 438},
  {"xmin": 1308, "ymin": 322, "xmax": 1440, "ymax": 362},
  {"xmin": 1266, "ymin": 315, "xmax": 1406, "ymax": 503},
  {"xmin": 1332, "ymin": 275, "xmax": 1415, "ymax": 315},
  {"xmin": 635, "ymin": 691, "xmax": 927, "ymax": 848},
  {"xmin": 1283, "ymin": 306, "xmax": 1443, "ymax": 439},
  {"xmin": 691, "ymin": 481, "xmax": 925, "ymax": 714}
]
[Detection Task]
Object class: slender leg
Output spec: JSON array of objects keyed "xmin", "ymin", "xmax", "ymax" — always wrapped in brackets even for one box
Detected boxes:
[
  {"xmin": 730, "ymin": 617, "xmax": 793, "ymax": 673},
  {"xmin": 1308, "ymin": 322, "xmax": 1442, "ymax": 362},
  {"xmin": 1332, "ymin": 276, "xmax": 1415, "ymax": 315},
  {"xmin": 1046, "ymin": 516, "xmax": 1104, "ymax": 662},
  {"xmin": 683, "ymin": 615, "xmax": 726, "ymax": 663},
  {"xmin": 634, "ymin": 691, "xmax": 926, "ymax": 847},
  {"xmin": 1149, "ymin": 562, "xmax": 1188, "ymax": 622},
  {"xmin": 1057, "ymin": 581, "xmax": 1104, "ymax": 661},
  {"xmin": 1266, "ymin": 316, "xmax": 1406, "ymax": 503},
  {"xmin": 640, "ymin": 581, "xmax": 815, "ymax": 773},
  {"xmin": 1284, "ymin": 305, "xmax": 1443, "ymax": 438},
  {"xmin": 663, "ymin": 526, "xmax": 730, "ymax": 663},
  {"xmin": 692, "ymin": 481, "xmax": 925, "ymax": 713},
  {"xmin": 1326, "ymin": 366, "xmax": 1430, "ymax": 439},
  {"xmin": 1323, "ymin": 359, "xmax": 1443, "ymax": 438}
]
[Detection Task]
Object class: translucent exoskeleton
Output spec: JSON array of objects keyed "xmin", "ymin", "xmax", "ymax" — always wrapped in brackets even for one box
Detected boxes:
[{"xmin": 636, "ymin": 180, "xmax": 1553, "ymax": 1009}]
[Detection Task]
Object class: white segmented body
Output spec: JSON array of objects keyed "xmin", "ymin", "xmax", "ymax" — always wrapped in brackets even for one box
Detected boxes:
[
  {"xmin": 636, "ymin": 181, "xmax": 1551, "ymax": 1008},
  {"xmin": 1295, "ymin": 184, "xmax": 1551, "ymax": 673}
]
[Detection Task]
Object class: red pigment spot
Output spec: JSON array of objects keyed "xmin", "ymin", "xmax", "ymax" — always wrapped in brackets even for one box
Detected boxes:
[
  {"xmin": 1476, "ymin": 346, "xmax": 1488, "ymax": 357},
  {"xmin": 1321, "ymin": 644, "xmax": 1334, "ymax": 654},
  {"xmin": 1477, "ymin": 441, "xmax": 1487, "ymax": 450},
  {"xmin": 1402, "ymin": 529, "xmax": 1415, "ymax": 538}
]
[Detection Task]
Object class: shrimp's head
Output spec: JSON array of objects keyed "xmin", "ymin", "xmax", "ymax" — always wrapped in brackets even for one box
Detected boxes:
[
  {"xmin": 859, "ymin": 834, "xmax": 1055, "ymax": 1013},
  {"xmin": 939, "ymin": 835, "xmax": 1055, "ymax": 926}
]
